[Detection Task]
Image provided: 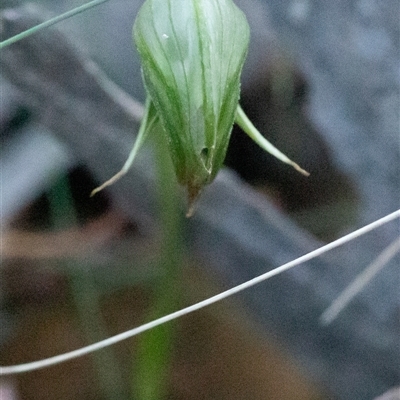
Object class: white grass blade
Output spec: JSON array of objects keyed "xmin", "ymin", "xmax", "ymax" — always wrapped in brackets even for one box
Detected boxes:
[
  {"xmin": 1, "ymin": 209, "xmax": 399, "ymax": 375},
  {"xmin": 320, "ymin": 236, "xmax": 400, "ymax": 325}
]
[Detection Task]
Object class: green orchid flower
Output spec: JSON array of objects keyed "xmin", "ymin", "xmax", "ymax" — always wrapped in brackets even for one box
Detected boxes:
[{"xmin": 92, "ymin": 0, "xmax": 308, "ymax": 214}]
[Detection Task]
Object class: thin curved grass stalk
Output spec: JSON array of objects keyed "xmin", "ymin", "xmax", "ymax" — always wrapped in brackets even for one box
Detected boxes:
[
  {"xmin": 1, "ymin": 210, "xmax": 398, "ymax": 375},
  {"xmin": 0, "ymin": 0, "xmax": 109, "ymax": 50},
  {"xmin": 91, "ymin": 0, "xmax": 308, "ymax": 213}
]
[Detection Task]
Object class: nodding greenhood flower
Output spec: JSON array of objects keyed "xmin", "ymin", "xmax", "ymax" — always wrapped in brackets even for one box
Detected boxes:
[
  {"xmin": 134, "ymin": 0, "xmax": 250, "ymax": 208},
  {"xmin": 91, "ymin": 0, "xmax": 308, "ymax": 215}
]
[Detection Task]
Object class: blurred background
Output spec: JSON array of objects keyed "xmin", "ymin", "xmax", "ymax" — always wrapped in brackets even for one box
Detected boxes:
[{"xmin": 1, "ymin": 0, "xmax": 399, "ymax": 399}]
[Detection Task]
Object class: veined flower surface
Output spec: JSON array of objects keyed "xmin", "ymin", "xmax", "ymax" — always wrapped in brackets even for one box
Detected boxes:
[
  {"xmin": 92, "ymin": 0, "xmax": 307, "ymax": 211},
  {"xmin": 133, "ymin": 0, "xmax": 250, "ymax": 204}
]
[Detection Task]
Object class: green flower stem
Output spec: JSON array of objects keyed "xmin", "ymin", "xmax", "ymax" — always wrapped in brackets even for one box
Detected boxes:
[
  {"xmin": 235, "ymin": 105, "xmax": 310, "ymax": 176},
  {"xmin": 133, "ymin": 127, "xmax": 183, "ymax": 400},
  {"xmin": 0, "ymin": 0, "xmax": 109, "ymax": 50}
]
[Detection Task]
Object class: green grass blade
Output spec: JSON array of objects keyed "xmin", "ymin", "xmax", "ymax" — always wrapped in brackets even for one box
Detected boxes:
[{"xmin": 0, "ymin": 0, "xmax": 109, "ymax": 50}]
